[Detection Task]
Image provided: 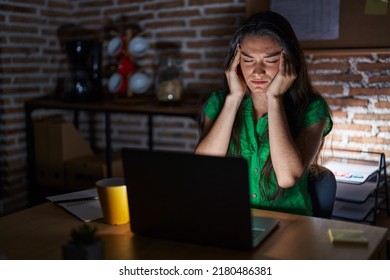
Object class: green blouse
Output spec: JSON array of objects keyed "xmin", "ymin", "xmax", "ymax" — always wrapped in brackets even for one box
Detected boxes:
[{"xmin": 203, "ymin": 91, "xmax": 333, "ymax": 216}]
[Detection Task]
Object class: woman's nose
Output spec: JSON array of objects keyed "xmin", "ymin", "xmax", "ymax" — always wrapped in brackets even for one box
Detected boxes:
[{"xmin": 253, "ymin": 62, "xmax": 266, "ymax": 75}]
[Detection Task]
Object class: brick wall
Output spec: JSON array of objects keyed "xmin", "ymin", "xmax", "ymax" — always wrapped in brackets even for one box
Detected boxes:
[
  {"xmin": 1, "ymin": 0, "xmax": 389, "ymax": 214},
  {"xmin": 306, "ymin": 50, "xmax": 390, "ymax": 163},
  {"xmin": 1, "ymin": 0, "xmax": 73, "ymax": 213}
]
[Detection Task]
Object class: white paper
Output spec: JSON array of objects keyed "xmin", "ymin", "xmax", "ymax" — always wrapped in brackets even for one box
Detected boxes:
[
  {"xmin": 271, "ymin": 0, "xmax": 340, "ymax": 41},
  {"xmin": 324, "ymin": 161, "xmax": 378, "ymax": 184},
  {"xmin": 47, "ymin": 188, "xmax": 103, "ymax": 222}
]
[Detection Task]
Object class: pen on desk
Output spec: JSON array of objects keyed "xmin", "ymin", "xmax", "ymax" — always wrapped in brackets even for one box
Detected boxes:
[{"xmin": 54, "ymin": 196, "xmax": 99, "ymax": 204}]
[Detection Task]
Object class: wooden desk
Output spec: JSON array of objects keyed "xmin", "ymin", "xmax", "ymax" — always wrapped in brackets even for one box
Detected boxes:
[{"xmin": 0, "ymin": 203, "xmax": 387, "ymax": 260}]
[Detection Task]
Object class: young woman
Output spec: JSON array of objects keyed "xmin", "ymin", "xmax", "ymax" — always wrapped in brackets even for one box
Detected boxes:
[{"xmin": 195, "ymin": 11, "xmax": 333, "ymax": 216}]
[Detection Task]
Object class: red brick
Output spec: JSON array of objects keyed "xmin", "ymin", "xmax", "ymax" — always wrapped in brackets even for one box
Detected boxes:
[
  {"xmin": 310, "ymin": 74, "xmax": 362, "ymax": 83},
  {"xmin": 350, "ymin": 88, "xmax": 390, "ymax": 96},
  {"xmin": 205, "ymin": 51, "xmax": 226, "ymax": 60},
  {"xmin": 179, "ymin": 52, "xmax": 202, "ymax": 60},
  {"xmin": 331, "ymin": 110, "xmax": 348, "ymax": 118},
  {"xmin": 349, "ymin": 136, "xmax": 388, "ymax": 145},
  {"xmin": 199, "ymin": 72, "xmax": 224, "ymax": 80},
  {"xmin": 117, "ymin": 0, "xmax": 144, "ymax": 4},
  {"xmin": 14, "ymin": 77, "xmax": 50, "ymax": 84},
  {"xmin": 354, "ymin": 113, "xmax": 390, "ymax": 120},
  {"xmin": 41, "ymin": 9, "xmax": 72, "ymax": 18},
  {"xmin": 104, "ymin": 6, "xmax": 142, "ymax": 16},
  {"xmin": 376, "ymin": 102, "xmax": 390, "ymax": 109},
  {"xmin": 304, "ymin": 49, "xmax": 374, "ymax": 59},
  {"xmin": 357, "ymin": 62, "xmax": 390, "ymax": 71},
  {"xmin": 156, "ymin": 30, "xmax": 196, "ymax": 38},
  {"xmin": 307, "ymin": 62, "xmax": 350, "ymax": 72},
  {"xmin": 205, "ymin": 6, "xmax": 246, "ymax": 15},
  {"xmin": 10, "ymin": 0, "xmax": 45, "ymax": 5},
  {"xmin": 145, "ymin": 20, "xmax": 185, "ymax": 29},
  {"xmin": 189, "ymin": 17, "xmax": 236, "ymax": 27},
  {"xmin": 74, "ymin": 9, "xmax": 103, "ymax": 18},
  {"xmin": 189, "ymin": 0, "xmax": 232, "ymax": 5},
  {"xmin": 183, "ymin": 72, "xmax": 196, "ymax": 79},
  {"xmin": 201, "ymin": 27, "xmax": 237, "ymax": 37},
  {"xmin": 9, "ymin": 15, "xmax": 45, "ymax": 24},
  {"xmin": 378, "ymin": 53, "xmax": 390, "ymax": 60},
  {"xmin": 187, "ymin": 39, "xmax": 230, "ymax": 49},
  {"xmin": 48, "ymin": 0, "xmax": 72, "ymax": 9},
  {"xmin": 314, "ymin": 85, "xmax": 343, "ymax": 95},
  {"xmin": 158, "ymin": 9, "xmax": 200, "ymax": 18},
  {"xmin": 324, "ymin": 134, "xmax": 342, "ymax": 142},
  {"xmin": 2, "ymin": 86, "xmax": 41, "ymax": 94},
  {"xmin": 326, "ymin": 98, "xmax": 369, "ymax": 107},
  {"xmin": 333, "ymin": 123, "xmax": 372, "ymax": 132},
  {"xmin": 9, "ymin": 36, "xmax": 46, "ymax": 44},
  {"xmin": 0, "ymin": 3, "xmax": 37, "ymax": 14},
  {"xmin": 187, "ymin": 81, "xmax": 221, "ymax": 91},
  {"xmin": 78, "ymin": 0, "xmax": 112, "ymax": 8},
  {"xmin": 2, "ymin": 66, "xmax": 41, "ymax": 74},
  {"xmin": 369, "ymin": 75, "xmax": 390, "ymax": 83},
  {"xmin": 1, "ymin": 25, "xmax": 38, "ymax": 34},
  {"xmin": 144, "ymin": 0, "xmax": 184, "ymax": 10},
  {"xmin": 188, "ymin": 61, "xmax": 224, "ymax": 70}
]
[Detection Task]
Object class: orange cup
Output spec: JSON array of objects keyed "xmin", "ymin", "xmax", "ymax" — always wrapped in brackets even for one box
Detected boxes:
[{"xmin": 96, "ymin": 177, "xmax": 129, "ymax": 225}]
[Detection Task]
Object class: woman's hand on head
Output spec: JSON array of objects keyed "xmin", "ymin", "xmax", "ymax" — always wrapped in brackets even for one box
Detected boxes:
[
  {"xmin": 267, "ymin": 51, "xmax": 296, "ymax": 98},
  {"xmin": 225, "ymin": 46, "xmax": 247, "ymax": 100}
]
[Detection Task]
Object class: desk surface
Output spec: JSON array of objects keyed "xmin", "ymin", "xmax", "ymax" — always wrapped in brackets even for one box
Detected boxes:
[{"xmin": 0, "ymin": 203, "xmax": 388, "ymax": 260}]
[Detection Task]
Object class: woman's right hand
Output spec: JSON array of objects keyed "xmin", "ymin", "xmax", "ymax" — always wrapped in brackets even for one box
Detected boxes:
[{"xmin": 225, "ymin": 46, "xmax": 247, "ymax": 99}]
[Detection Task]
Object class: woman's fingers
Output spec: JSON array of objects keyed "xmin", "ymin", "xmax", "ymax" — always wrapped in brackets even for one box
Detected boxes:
[
  {"xmin": 279, "ymin": 51, "xmax": 286, "ymax": 74},
  {"xmin": 225, "ymin": 45, "xmax": 246, "ymax": 97},
  {"xmin": 280, "ymin": 51, "xmax": 296, "ymax": 78},
  {"xmin": 268, "ymin": 51, "xmax": 297, "ymax": 97},
  {"xmin": 227, "ymin": 45, "xmax": 240, "ymax": 72}
]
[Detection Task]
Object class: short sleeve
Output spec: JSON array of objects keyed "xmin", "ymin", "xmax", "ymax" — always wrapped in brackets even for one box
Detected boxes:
[
  {"xmin": 302, "ymin": 98, "xmax": 333, "ymax": 137},
  {"xmin": 203, "ymin": 91, "xmax": 226, "ymax": 121}
]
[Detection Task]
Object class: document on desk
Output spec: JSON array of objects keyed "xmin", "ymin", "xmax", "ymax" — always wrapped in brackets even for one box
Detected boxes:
[
  {"xmin": 46, "ymin": 189, "xmax": 103, "ymax": 222},
  {"xmin": 328, "ymin": 228, "xmax": 368, "ymax": 244},
  {"xmin": 324, "ymin": 161, "xmax": 378, "ymax": 184}
]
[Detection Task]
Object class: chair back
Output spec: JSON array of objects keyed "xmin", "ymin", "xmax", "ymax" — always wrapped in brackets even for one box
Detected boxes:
[{"xmin": 307, "ymin": 167, "xmax": 337, "ymax": 218}]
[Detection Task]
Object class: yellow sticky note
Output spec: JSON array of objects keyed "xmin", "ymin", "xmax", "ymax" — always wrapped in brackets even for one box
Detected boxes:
[
  {"xmin": 365, "ymin": 0, "xmax": 388, "ymax": 15},
  {"xmin": 328, "ymin": 228, "xmax": 369, "ymax": 244}
]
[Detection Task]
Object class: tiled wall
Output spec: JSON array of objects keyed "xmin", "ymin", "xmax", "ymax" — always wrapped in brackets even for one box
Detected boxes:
[{"xmin": 1, "ymin": 0, "xmax": 389, "ymax": 214}]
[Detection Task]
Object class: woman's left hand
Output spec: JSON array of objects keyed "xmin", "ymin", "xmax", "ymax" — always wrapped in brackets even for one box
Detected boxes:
[{"xmin": 267, "ymin": 51, "xmax": 296, "ymax": 97}]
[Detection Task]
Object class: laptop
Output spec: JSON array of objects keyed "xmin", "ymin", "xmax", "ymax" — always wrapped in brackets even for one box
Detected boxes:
[{"xmin": 121, "ymin": 148, "xmax": 279, "ymax": 250}]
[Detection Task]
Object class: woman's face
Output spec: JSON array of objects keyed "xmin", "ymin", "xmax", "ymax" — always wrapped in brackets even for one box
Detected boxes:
[{"xmin": 239, "ymin": 35, "xmax": 283, "ymax": 95}]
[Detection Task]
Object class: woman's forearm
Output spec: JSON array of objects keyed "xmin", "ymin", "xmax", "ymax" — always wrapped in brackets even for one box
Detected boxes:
[
  {"xmin": 195, "ymin": 95, "xmax": 242, "ymax": 156},
  {"xmin": 267, "ymin": 96, "xmax": 304, "ymax": 188}
]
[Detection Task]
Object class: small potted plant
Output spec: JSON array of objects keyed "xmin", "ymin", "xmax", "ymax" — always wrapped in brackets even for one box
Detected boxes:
[{"xmin": 62, "ymin": 224, "xmax": 104, "ymax": 260}]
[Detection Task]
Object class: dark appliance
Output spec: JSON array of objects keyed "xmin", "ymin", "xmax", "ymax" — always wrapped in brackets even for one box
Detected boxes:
[{"xmin": 64, "ymin": 40, "xmax": 103, "ymax": 102}]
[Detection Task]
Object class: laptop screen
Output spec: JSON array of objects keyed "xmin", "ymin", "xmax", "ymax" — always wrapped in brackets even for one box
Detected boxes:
[{"xmin": 122, "ymin": 148, "xmax": 278, "ymax": 249}]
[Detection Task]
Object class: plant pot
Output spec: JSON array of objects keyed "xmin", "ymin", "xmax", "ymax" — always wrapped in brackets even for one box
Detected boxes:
[{"xmin": 62, "ymin": 238, "xmax": 104, "ymax": 260}]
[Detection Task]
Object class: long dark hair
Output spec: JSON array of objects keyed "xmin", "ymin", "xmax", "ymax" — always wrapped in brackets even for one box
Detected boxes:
[{"xmin": 223, "ymin": 11, "xmax": 327, "ymax": 200}]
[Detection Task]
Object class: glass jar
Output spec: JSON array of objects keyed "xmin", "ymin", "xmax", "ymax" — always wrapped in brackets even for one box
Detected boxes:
[{"xmin": 155, "ymin": 57, "xmax": 183, "ymax": 103}]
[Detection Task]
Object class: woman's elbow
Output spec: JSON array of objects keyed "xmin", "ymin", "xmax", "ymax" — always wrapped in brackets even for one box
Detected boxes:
[
  {"xmin": 194, "ymin": 144, "xmax": 225, "ymax": 157},
  {"xmin": 276, "ymin": 172, "xmax": 303, "ymax": 188}
]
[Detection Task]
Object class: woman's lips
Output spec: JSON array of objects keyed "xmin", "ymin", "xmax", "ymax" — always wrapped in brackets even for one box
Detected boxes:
[{"xmin": 251, "ymin": 80, "xmax": 267, "ymax": 85}]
